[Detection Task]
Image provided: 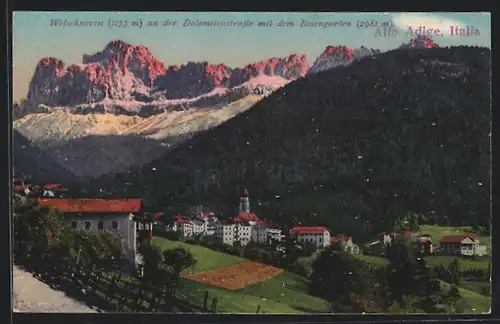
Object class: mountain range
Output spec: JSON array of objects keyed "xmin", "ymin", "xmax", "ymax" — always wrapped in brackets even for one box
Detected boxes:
[
  {"xmin": 14, "ymin": 35, "xmax": 440, "ymax": 180},
  {"xmin": 75, "ymin": 44, "xmax": 490, "ymax": 237}
]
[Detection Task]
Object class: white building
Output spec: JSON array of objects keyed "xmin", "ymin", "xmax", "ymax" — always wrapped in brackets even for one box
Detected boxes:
[
  {"xmin": 38, "ymin": 198, "xmax": 143, "ymax": 274},
  {"xmin": 439, "ymin": 234, "xmax": 488, "ymax": 257},
  {"xmin": 251, "ymin": 220, "xmax": 283, "ymax": 244},
  {"xmin": 191, "ymin": 219, "xmax": 205, "ymax": 236},
  {"xmin": 330, "ymin": 235, "xmax": 359, "ymax": 255},
  {"xmin": 215, "ymin": 220, "xmax": 252, "ymax": 246},
  {"xmin": 289, "ymin": 226, "xmax": 331, "ymax": 248},
  {"xmin": 196, "ymin": 211, "xmax": 218, "ymax": 236},
  {"xmin": 178, "ymin": 221, "xmax": 194, "ymax": 238},
  {"xmin": 171, "ymin": 216, "xmax": 194, "ymax": 238}
]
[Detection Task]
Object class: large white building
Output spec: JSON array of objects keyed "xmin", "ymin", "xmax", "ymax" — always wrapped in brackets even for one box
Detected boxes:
[
  {"xmin": 289, "ymin": 226, "xmax": 331, "ymax": 248},
  {"xmin": 251, "ymin": 220, "xmax": 283, "ymax": 244},
  {"xmin": 38, "ymin": 198, "xmax": 146, "ymax": 274},
  {"xmin": 215, "ymin": 220, "xmax": 252, "ymax": 246}
]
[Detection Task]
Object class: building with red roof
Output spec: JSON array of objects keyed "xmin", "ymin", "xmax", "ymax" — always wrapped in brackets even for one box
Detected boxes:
[
  {"xmin": 438, "ymin": 233, "xmax": 484, "ymax": 257},
  {"xmin": 38, "ymin": 198, "xmax": 144, "ymax": 273},
  {"xmin": 289, "ymin": 226, "xmax": 331, "ymax": 248},
  {"xmin": 251, "ymin": 220, "xmax": 283, "ymax": 244}
]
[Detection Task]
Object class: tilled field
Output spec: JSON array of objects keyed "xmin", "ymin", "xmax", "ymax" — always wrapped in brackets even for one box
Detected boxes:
[{"xmin": 183, "ymin": 261, "xmax": 284, "ymax": 290}]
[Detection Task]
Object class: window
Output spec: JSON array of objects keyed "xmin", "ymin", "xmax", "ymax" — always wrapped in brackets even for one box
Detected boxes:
[
  {"xmin": 98, "ymin": 221, "xmax": 104, "ymax": 230},
  {"xmin": 71, "ymin": 221, "xmax": 77, "ymax": 229},
  {"xmin": 85, "ymin": 221, "xmax": 92, "ymax": 230},
  {"xmin": 112, "ymin": 221, "xmax": 119, "ymax": 230}
]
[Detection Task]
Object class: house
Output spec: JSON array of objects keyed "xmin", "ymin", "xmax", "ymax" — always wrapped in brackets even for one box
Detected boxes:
[
  {"xmin": 41, "ymin": 184, "xmax": 69, "ymax": 197},
  {"xmin": 379, "ymin": 231, "xmax": 413, "ymax": 245},
  {"xmin": 196, "ymin": 211, "xmax": 218, "ymax": 236},
  {"xmin": 38, "ymin": 198, "xmax": 143, "ymax": 273},
  {"xmin": 414, "ymin": 233, "xmax": 434, "ymax": 255},
  {"xmin": 289, "ymin": 226, "xmax": 331, "ymax": 248},
  {"xmin": 330, "ymin": 235, "xmax": 359, "ymax": 255},
  {"xmin": 191, "ymin": 219, "xmax": 206, "ymax": 236},
  {"xmin": 171, "ymin": 216, "xmax": 193, "ymax": 238},
  {"xmin": 251, "ymin": 220, "xmax": 283, "ymax": 244},
  {"xmin": 439, "ymin": 233, "xmax": 487, "ymax": 257},
  {"xmin": 215, "ymin": 220, "xmax": 252, "ymax": 246}
]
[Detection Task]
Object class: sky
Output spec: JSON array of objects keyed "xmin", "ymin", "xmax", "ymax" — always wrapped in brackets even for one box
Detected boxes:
[{"xmin": 12, "ymin": 12, "xmax": 491, "ymax": 101}]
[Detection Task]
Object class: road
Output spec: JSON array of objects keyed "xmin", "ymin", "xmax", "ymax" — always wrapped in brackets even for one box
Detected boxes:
[{"xmin": 12, "ymin": 265, "xmax": 99, "ymax": 313}]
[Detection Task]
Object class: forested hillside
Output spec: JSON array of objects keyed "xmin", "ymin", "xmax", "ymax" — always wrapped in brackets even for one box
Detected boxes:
[{"xmin": 81, "ymin": 46, "xmax": 491, "ymax": 237}]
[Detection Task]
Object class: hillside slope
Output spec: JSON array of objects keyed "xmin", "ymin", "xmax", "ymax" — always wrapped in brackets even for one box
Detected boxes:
[
  {"xmin": 81, "ymin": 47, "xmax": 491, "ymax": 235},
  {"xmin": 13, "ymin": 130, "xmax": 77, "ymax": 184},
  {"xmin": 14, "ymin": 95, "xmax": 262, "ymax": 178}
]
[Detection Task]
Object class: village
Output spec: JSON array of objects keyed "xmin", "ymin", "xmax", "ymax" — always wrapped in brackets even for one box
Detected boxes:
[{"xmin": 13, "ymin": 177, "xmax": 489, "ymax": 275}]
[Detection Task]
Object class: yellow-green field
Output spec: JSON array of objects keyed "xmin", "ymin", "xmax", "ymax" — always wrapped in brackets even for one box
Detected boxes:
[{"xmin": 153, "ymin": 237, "xmax": 330, "ymax": 313}]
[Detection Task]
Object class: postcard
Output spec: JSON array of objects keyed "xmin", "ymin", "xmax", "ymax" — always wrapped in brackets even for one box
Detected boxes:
[{"xmin": 11, "ymin": 11, "xmax": 491, "ymax": 315}]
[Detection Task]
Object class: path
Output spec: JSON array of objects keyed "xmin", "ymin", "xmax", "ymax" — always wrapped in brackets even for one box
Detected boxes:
[{"xmin": 12, "ymin": 265, "xmax": 99, "ymax": 313}]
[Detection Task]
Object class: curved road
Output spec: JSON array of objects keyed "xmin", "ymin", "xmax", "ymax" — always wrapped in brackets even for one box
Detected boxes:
[{"xmin": 12, "ymin": 265, "xmax": 99, "ymax": 313}]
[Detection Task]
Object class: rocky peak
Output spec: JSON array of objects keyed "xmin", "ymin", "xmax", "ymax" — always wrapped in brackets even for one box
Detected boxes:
[
  {"xmin": 308, "ymin": 45, "xmax": 356, "ymax": 74},
  {"xmin": 319, "ymin": 45, "xmax": 355, "ymax": 60},
  {"xmin": 83, "ymin": 40, "xmax": 166, "ymax": 85},
  {"xmin": 400, "ymin": 35, "xmax": 440, "ymax": 49},
  {"xmin": 229, "ymin": 54, "xmax": 308, "ymax": 87}
]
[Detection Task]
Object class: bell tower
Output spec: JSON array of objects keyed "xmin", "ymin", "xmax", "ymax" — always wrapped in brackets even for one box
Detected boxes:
[{"xmin": 239, "ymin": 188, "xmax": 250, "ymax": 213}]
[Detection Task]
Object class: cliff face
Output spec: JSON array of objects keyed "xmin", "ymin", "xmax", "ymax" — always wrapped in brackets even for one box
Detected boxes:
[
  {"xmin": 24, "ymin": 40, "xmax": 309, "ymax": 109},
  {"xmin": 83, "ymin": 47, "xmax": 491, "ymax": 234},
  {"xmin": 308, "ymin": 45, "xmax": 380, "ymax": 74}
]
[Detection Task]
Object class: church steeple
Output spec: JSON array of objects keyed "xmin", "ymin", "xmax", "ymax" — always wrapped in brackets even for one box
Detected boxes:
[{"xmin": 239, "ymin": 188, "xmax": 250, "ymax": 213}]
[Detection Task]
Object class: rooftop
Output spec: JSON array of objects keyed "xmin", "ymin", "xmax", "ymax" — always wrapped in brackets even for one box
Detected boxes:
[
  {"xmin": 290, "ymin": 226, "xmax": 328, "ymax": 235},
  {"xmin": 38, "ymin": 198, "xmax": 143, "ymax": 213}
]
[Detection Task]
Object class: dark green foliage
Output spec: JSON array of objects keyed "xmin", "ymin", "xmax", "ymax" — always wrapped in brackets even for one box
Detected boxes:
[
  {"xmin": 384, "ymin": 241, "xmax": 444, "ymax": 313},
  {"xmin": 309, "ymin": 245, "xmax": 374, "ymax": 303},
  {"xmin": 12, "ymin": 197, "xmax": 197, "ymax": 312},
  {"xmin": 447, "ymin": 258, "xmax": 461, "ymax": 285},
  {"xmin": 84, "ymin": 47, "xmax": 490, "ymax": 235}
]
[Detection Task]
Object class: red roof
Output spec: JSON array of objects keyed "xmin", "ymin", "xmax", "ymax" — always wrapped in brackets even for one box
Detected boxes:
[
  {"xmin": 439, "ymin": 234, "xmax": 476, "ymax": 244},
  {"xmin": 13, "ymin": 185, "xmax": 30, "ymax": 192},
  {"xmin": 199, "ymin": 211, "xmax": 214, "ymax": 218},
  {"xmin": 13, "ymin": 177, "xmax": 26, "ymax": 182},
  {"xmin": 38, "ymin": 198, "xmax": 143, "ymax": 213},
  {"xmin": 290, "ymin": 226, "xmax": 328, "ymax": 235},
  {"xmin": 233, "ymin": 211, "xmax": 259, "ymax": 222},
  {"xmin": 331, "ymin": 235, "xmax": 350, "ymax": 242},
  {"xmin": 43, "ymin": 184, "xmax": 64, "ymax": 190},
  {"xmin": 173, "ymin": 216, "xmax": 191, "ymax": 224},
  {"xmin": 419, "ymin": 238, "xmax": 432, "ymax": 244},
  {"xmin": 256, "ymin": 220, "xmax": 281, "ymax": 229}
]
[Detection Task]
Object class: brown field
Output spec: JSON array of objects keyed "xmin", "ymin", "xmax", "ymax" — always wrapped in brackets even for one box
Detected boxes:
[{"xmin": 183, "ymin": 261, "xmax": 284, "ymax": 290}]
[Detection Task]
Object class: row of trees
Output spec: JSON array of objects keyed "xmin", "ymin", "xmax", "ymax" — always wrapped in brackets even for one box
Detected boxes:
[
  {"xmin": 308, "ymin": 240, "xmax": 467, "ymax": 313},
  {"xmin": 12, "ymin": 196, "xmax": 197, "ymax": 312}
]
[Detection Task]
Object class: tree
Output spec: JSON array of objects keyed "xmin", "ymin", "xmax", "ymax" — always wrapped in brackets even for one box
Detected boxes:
[
  {"xmin": 243, "ymin": 242, "xmax": 261, "ymax": 261},
  {"xmin": 443, "ymin": 285, "xmax": 462, "ymax": 313},
  {"xmin": 384, "ymin": 240, "xmax": 443, "ymax": 313},
  {"xmin": 447, "ymin": 259, "xmax": 461, "ymax": 285},
  {"xmin": 309, "ymin": 245, "xmax": 374, "ymax": 304}
]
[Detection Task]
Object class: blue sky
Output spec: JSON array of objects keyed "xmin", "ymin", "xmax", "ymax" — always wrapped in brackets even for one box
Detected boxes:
[{"xmin": 12, "ymin": 12, "xmax": 491, "ymax": 101}]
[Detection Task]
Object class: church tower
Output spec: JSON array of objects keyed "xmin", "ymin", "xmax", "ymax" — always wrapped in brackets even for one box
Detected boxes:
[{"xmin": 239, "ymin": 188, "xmax": 250, "ymax": 213}]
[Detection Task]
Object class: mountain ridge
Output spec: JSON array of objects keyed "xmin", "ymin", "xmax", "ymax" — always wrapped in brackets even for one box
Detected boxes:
[{"xmin": 78, "ymin": 46, "xmax": 490, "ymax": 235}]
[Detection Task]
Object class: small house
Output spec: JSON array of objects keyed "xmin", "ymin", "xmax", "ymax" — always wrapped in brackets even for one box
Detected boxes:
[
  {"xmin": 38, "ymin": 198, "xmax": 143, "ymax": 273},
  {"xmin": 439, "ymin": 233, "xmax": 479, "ymax": 257},
  {"xmin": 289, "ymin": 226, "xmax": 331, "ymax": 248}
]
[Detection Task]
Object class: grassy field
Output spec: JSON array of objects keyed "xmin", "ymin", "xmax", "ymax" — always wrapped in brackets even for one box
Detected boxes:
[
  {"xmin": 153, "ymin": 236, "xmax": 330, "ymax": 313},
  {"xmin": 151, "ymin": 236, "xmax": 245, "ymax": 275},
  {"xmin": 354, "ymin": 254, "xmax": 491, "ymax": 314},
  {"xmin": 240, "ymin": 271, "xmax": 330, "ymax": 313},
  {"xmin": 440, "ymin": 281, "xmax": 491, "ymax": 314},
  {"xmin": 419, "ymin": 225, "xmax": 491, "ymax": 248},
  {"xmin": 459, "ymin": 280, "xmax": 491, "ymax": 297},
  {"xmin": 425, "ymin": 255, "xmax": 490, "ymax": 270}
]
